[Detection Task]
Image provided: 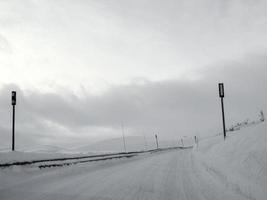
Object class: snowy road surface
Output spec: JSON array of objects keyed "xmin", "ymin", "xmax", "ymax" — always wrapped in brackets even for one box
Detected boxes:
[{"xmin": 0, "ymin": 149, "xmax": 252, "ymax": 200}]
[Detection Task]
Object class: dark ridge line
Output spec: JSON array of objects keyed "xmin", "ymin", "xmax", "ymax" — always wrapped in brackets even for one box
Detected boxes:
[
  {"xmin": 38, "ymin": 147, "xmax": 191, "ymax": 169},
  {"xmin": 38, "ymin": 154, "xmax": 137, "ymax": 169},
  {"xmin": 0, "ymin": 146, "xmax": 188, "ymax": 168},
  {"xmin": 0, "ymin": 151, "xmax": 143, "ymax": 168}
]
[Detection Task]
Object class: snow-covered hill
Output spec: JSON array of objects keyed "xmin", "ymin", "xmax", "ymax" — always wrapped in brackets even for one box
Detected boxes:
[
  {"xmin": 0, "ymin": 122, "xmax": 266, "ymax": 200},
  {"xmin": 72, "ymin": 136, "xmax": 181, "ymax": 153},
  {"xmin": 194, "ymin": 122, "xmax": 267, "ymax": 199}
]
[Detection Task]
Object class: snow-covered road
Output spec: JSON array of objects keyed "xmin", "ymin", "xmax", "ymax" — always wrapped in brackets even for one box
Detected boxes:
[{"xmin": 0, "ymin": 149, "xmax": 252, "ymax": 200}]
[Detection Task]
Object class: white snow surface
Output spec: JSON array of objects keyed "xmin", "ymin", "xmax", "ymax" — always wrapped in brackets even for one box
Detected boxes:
[
  {"xmin": 0, "ymin": 122, "xmax": 266, "ymax": 200},
  {"xmin": 194, "ymin": 122, "xmax": 267, "ymax": 199},
  {"xmin": 0, "ymin": 151, "xmax": 97, "ymax": 164}
]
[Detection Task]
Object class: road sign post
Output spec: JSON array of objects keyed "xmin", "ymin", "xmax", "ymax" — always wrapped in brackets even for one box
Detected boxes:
[
  {"xmin": 155, "ymin": 134, "xmax": 159, "ymax": 149},
  {"xmin": 121, "ymin": 121, "xmax": 126, "ymax": 152},
  {"xmin": 11, "ymin": 91, "xmax": 16, "ymax": 151},
  {"xmin": 218, "ymin": 83, "xmax": 226, "ymax": 140}
]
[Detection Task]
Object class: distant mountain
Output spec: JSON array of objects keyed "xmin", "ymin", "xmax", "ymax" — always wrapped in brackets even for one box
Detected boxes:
[
  {"xmin": 19, "ymin": 144, "xmax": 71, "ymax": 154},
  {"xmin": 72, "ymin": 136, "xmax": 181, "ymax": 153}
]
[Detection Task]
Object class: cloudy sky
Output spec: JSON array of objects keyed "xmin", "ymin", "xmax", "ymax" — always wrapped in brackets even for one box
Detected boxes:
[{"xmin": 0, "ymin": 0, "xmax": 267, "ymax": 150}]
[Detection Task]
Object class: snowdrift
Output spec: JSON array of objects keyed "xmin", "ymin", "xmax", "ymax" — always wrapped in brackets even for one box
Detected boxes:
[{"xmin": 195, "ymin": 122, "xmax": 267, "ymax": 199}]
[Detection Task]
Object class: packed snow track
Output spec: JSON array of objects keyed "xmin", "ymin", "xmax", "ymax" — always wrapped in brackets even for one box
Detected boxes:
[{"xmin": 0, "ymin": 149, "xmax": 253, "ymax": 200}]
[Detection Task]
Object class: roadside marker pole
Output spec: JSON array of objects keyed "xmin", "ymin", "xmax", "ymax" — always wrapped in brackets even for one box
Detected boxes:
[
  {"xmin": 155, "ymin": 134, "xmax": 159, "ymax": 149},
  {"xmin": 143, "ymin": 132, "xmax": 148, "ymax": 150},
  {"xmin": 11, "ymin": 91, "xmax": 16, "ymax": 151},
  {"xmin": 218, "ymin": 83, "xmax": 226, "ymax": 140},
  {"xmin": 121, "ymin": 121, "xmax": 126, "ymax": 152}
]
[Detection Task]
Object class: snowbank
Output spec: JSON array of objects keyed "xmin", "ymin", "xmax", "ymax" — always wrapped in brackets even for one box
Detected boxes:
[
  {"xmin": 0, "ymin": 151, "xmax": 92, "ymax": 164},
  {"xmin": 194, "ymin": 122, "xmax": 267, "ymax": 199}
]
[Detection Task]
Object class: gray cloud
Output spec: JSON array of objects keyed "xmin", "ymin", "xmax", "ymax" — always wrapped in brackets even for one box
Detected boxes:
[
  {"xmin": 1, "ymin": 0, "xmax": 267, "ymax": 93},
  {"xmin": 0, "ymin": 53, "xmax": 267, "ymax": 149}
]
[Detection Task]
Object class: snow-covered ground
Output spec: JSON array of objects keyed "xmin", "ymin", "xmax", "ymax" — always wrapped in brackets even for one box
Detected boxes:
[
  {"xmin": 0, "ymin": 122, "xmax": 266, "ymax": 200},
  {"xmin": 194, "ymin": 122, "xmax": 267, "ymax": 199},
  {"xmin": 0, "ymin": 151, "xmax": 95, "ymax": 164}
]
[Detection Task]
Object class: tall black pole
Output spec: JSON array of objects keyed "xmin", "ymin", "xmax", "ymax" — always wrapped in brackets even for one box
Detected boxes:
[
  {"xmin": 218, "ymin": 83, "xmax": 226, "ymax": 140},
  {"xmin": 12, "ymin": 105, "xmax": 15, "ymax": 151},
  {"xmin": 221, "ymin": 97, "xmax": 226, "ymax": 140},
  {"xmin": 11, "ymin": 91, "xmax": 16, "ymax": 151}
]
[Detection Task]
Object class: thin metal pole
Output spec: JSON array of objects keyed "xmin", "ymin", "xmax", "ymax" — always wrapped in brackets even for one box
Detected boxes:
[
  {"xmin": 12, "ymin": 105, "xmax": 15, "ymax": 151},
  {"xmin": 121, "ymin": 122, "xmax": 126, "ymax": 152},
  {"xmin": 143, "ymin": 132, "xmax": 147, "ymax": 150},
  {"xmin": 155, "ymin": 134, "xmax": 159, "ymax": 149},
  {"xmin": 221, "ymin": 97, "xmax": 226, "ymax": 140}
]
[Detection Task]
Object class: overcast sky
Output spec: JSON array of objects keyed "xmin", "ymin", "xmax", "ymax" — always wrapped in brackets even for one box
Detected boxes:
[{"xmin": 0, "ymin": 0, "xmax": 267, "ymax": 149}]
